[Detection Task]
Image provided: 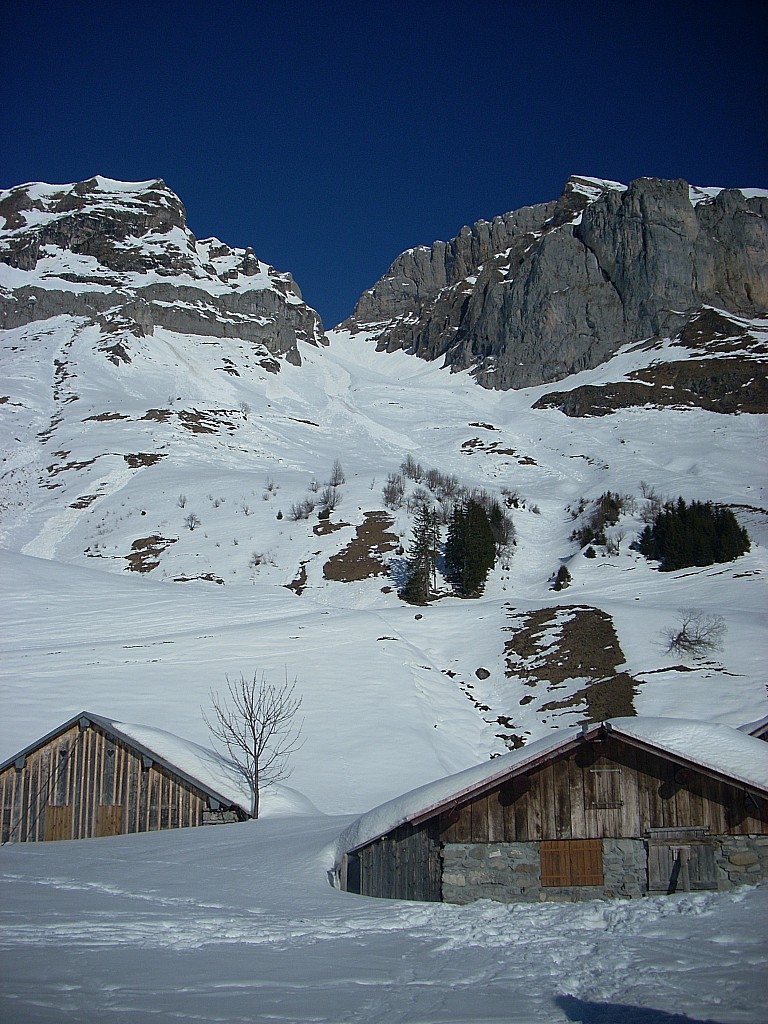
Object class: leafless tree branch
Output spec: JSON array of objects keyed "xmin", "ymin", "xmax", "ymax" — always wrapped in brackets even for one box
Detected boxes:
[
  {"xmin": 661, "ymin": 609, "xmax": 726, "ymax": 658},
  {"xmin": 203, "ymin": 672, "xmax": 303, "ymax": 818}
]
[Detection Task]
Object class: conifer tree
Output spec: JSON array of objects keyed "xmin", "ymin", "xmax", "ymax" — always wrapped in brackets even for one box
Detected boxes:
[
  {"xmin": 638, "ymin": 498, "xmax": 750, "ymax": 571},
  {"xmin": 445, "ymin": 499, "xmax": 496, "ymax": 596},
  {"xmin": 401, "ymin": 504, "xmax": 440, "ymax": 604}
]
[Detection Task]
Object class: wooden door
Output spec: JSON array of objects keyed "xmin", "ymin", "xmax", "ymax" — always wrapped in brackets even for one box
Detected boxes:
[
  {"xmin": 648, "ymin": 842, "xmax": 717, "ymax": 893},
  {"xmin": 95, "ymin": 805, "xmax": 124, "ymax": 837},
  {"xmin": 44, "ymin": 805, "xmax": 71, "ymax": 842}
]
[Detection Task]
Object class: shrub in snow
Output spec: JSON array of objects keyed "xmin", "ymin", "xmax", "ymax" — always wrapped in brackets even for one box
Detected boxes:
[
  {"xmin": 383, "ymin": 472, "xmax": 405, "ymax": 509},
  {"xmin": 320, "ymin": 485, "xmax": 340, "ymax": 510},
  {"xmin": 289, "ymin": 498, "xmax": 315, "ymax": 521},
  {"xmin": 552, "ymin": 565, "xmax": 572, "ymax": 591},
  {"xmin": 662, "ymin": 609, "xmax": 726, "ymax": 657}
]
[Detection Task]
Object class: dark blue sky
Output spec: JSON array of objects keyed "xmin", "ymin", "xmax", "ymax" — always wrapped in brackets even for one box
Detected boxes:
[{"xmin": 3, "ymin": 1, "xmax": 766, "ymax": 328}]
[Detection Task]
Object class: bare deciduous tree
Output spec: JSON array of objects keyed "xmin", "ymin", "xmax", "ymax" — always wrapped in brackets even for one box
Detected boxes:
[
  {"xmin": 203, "ymin": 672, "xmax": 303, "ymax": 818},
  {"xmin": 662, "ymin": 609, "xmax": 726, "ymax": 657},
  {"xmin": 320, "ymin": 485, "xmax": 340, "ymax": 510},
  {"xmin": 184, "ymin": 512, "xmax": 201, "ymax": 531}
]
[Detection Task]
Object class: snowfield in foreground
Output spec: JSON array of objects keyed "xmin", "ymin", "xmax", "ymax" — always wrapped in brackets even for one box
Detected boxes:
[{"xmin": 1, "ymin": 817, "xmax": 766, "ymax": 1024}]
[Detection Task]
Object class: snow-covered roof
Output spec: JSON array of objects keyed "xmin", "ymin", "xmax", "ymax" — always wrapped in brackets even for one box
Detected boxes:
[
  {"xmin": 738, "ymin": 714, "xmax": 768, "ymax": 738},
  {"xmin": 98, "ymin": 715, "xmax": 252, "ymax": 814},
  {"xmin": 0, "ymin": 712, "xmax": 251, "ymax": 815},
  {"xmin": 337, "ymin": 718, "xmax": 768, "ymax": 858},
  {"xmin": 611, "ymin": 717, "xmax": 768, "ymax": 790}
]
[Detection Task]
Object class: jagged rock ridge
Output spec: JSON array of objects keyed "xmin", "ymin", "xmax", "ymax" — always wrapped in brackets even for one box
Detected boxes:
[
  {"xmin": 0, "ymin": 176, "xmax": 326, "ymax": 370},
  {"xmin": 341, "ymin": 175, "xmax": 768, "ymax": 390}
]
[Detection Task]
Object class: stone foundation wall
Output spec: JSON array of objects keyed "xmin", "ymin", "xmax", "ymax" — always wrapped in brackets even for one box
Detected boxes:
[
  {"xmin": 441, "ymin": 836, "xmax": 768, "ymax": 904},
  {"xmin": 201, "ymin": 809, "xmax": 242, "ymax": 826},
  {"xmin": 713, "ymin": 835, "xmax": 768, "ymax": 889},
  {"xmin": 442, "ymin": 841, "xmax": 541, "ymax": 904}
]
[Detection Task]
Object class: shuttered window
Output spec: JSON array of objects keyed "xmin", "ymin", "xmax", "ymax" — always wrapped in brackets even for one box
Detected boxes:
[{"xmin": 540, "ymin": 839, "xmax": 604, "ymax": 886}]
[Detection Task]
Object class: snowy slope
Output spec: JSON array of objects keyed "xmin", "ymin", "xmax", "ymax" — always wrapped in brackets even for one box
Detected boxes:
[{"xmin": 1, "ymin": 318, "xmax": 767, "ymax": 815}]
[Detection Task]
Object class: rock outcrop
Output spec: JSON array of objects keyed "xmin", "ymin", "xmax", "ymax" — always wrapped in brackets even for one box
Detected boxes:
[
  {"xmin": 341, "ymin": 176, "xmax": 768, "ymax": 389},
  {"xmin": 0, "ymin": 176, "xmax": 325, "ymax": 369},
  {"xmin": 533, "ymin": 307, "xmax": 768, "ymax": 416}
]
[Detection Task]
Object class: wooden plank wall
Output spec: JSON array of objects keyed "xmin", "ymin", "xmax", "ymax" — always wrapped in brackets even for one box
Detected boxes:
[
  {"xmin": 357, "ymin": 821, "xmax": 442, "ymax": 901},
  {"xmin": 439, "ymin": 738, "xmax": 768, "ymax": 844},
  {"xmin": 0, "ymin": 722, "xmax": 209, "ymax": 843}
]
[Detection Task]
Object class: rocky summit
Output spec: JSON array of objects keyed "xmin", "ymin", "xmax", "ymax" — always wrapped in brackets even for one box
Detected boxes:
[
  {"xmin": 0, "ymin": 176, "xmax": 326, "ymax": 371},
  {"xmin": 341, "ymin": 175, "xmax": 768, "ymax": 390}
]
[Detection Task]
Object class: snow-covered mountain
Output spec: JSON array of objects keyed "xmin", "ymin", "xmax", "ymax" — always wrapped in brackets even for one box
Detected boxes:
[
  {"xmin": 2, "ymin": 174, "xmax": 767, "ymax": 1023},
  {"xmin": 342, "ymin": 175, "xmax": 768, "ymax": 390},
  {"xmin": 0, "ymin": 175, "xmax": 325, "ymax": 368}
]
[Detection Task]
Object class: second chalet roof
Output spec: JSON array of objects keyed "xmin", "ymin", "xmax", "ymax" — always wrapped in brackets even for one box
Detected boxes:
[
  {"xmin": 0, "ymin": 712, "xmax": 252, "ymax": 815},
  {"xmin": 739, "ymin": 713, "xmax": 768, "ymax": 738},
  {"xmin": 337, "ymin": 717, "xmax": 768, "ymax": 857}
]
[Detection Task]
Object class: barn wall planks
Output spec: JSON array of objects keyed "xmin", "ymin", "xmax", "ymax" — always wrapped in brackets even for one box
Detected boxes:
[
  {"xmin": 439, "ymin": 738, "xmax": 768, "ymax": 844},
  {"xmin": 0, "ymin": 721, "xmax": 212, "ymax": 843},
  {"xmin": 355, "ymin": 821, "xmax": 442, "ymax": 901}
]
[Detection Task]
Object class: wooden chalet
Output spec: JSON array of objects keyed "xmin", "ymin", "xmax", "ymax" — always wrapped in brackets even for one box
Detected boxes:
[
  {"xmin": 336, "ymin": 717, "xmax": 768, "ymax": 904},
  {"xmin": 0, "ymin": 712, "xmax": 251, "ymax": 844}
]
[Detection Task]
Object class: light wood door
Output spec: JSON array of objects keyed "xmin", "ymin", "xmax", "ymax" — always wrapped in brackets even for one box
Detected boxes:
[{"xmin": 44, "ymin": 805, "xmax": 71, "ymax": 841}]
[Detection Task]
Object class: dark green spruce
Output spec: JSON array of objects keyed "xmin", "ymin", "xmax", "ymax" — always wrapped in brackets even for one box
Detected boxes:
[
  {"xmin": 401, "ymin": 504, "xmax": 440, "ymax": 604},
  {"xmin": 638, "ymin": 498, "xmax": 750, "ymax": 571},
  {"xmin": 444, "ymin": 499, "xmax": 497, "ymax": 597}
]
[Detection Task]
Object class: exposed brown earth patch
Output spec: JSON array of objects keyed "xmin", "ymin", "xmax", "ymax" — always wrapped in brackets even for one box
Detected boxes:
[
  {"xmin": 83, "ymin": 412, "xmax": 129, "ymax": 421},
  {"xmin": 323, "ymin": 511, "xmax": 399, "ymax": 582},
  {"xmin": 124, "ymin": 535, "xmax": 177, "ymax": 573},
  {"xmin": 173, "ymin": 573, "xmax": 224, "ymax": 585},
  {"xmin": 313, "ymin": 519, "xmax": 350, "ymax": 537},
  {"xmin": 47, "ymin": 456, "xmax": 98, "ymax": 476},
  {"xmin": 69, "ymin": 492, "xmax": 103, "ymax": 509},
  {"xmin": 503, "ymin": 605, "xmax": 640, "ymax": 725},
  {"xmin": 461, "ymin": 437, "xmax": 538, "ymax": 464},
  {"xmin": 285, "ymin": 560, "xmax": 310, "ymax": 595},
  {"xmin": 37, "ymin": 415, "xmax": 63, "ymax": 442},
  {"xmin": 178, "ymin": 408, "xmax": 238, "ymax": 434},
  {"xmin": 673, "ymin": 307, "xmax": 765, "ymax": 356},
  {"xmin": 142, "ymin": 409, "xmax": 172, "ymax": 422},
  {"xmin": 123, "ymin": 452, "xmax": 164, "ymax": 468}
]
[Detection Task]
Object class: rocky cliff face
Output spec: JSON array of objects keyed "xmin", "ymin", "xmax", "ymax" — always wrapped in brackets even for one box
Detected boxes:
[
  {"xmin": 341, "ymin": 176, "xmax": 768, "ymax": 389},
  {"xmin": 0, "ymin": 176, "xmax": 325, "ymax": 370}
]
